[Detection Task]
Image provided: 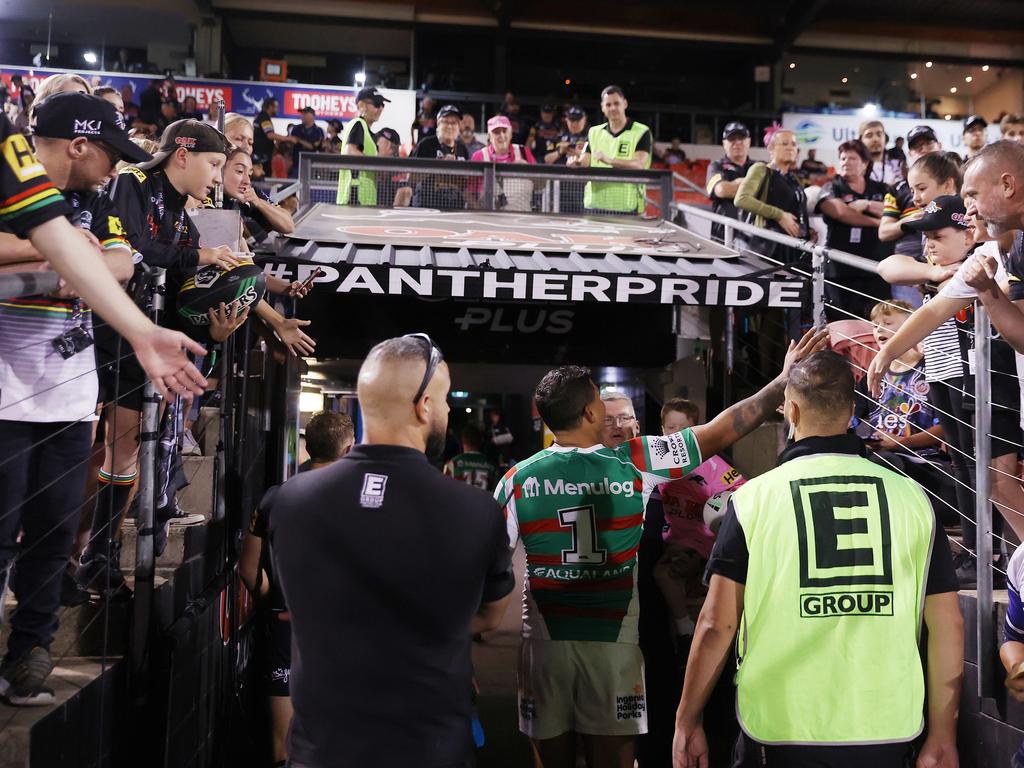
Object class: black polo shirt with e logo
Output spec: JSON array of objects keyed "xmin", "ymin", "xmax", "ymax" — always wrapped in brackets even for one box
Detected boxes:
[{"xmin": 268, "ymin": 443, "xmax": 514, "ymax": 768}]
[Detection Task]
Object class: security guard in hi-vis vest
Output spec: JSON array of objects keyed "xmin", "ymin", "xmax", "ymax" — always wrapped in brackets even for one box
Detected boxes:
[
  {"xmin": 336, "ymin": 86, "xmax": 390, "ymax": 206},
  {"xmin": 569, "ymin": 85, "xmax": 651, "ymax": 215},
  {"xmin": 672, "ymin": 351, "xmax": 963, "ymax": 768}
]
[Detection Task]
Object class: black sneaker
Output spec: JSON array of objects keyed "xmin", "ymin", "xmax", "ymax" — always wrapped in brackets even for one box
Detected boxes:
[
  {"xmin": 954, "ymin": 552, "xmax": 977, "ymax": 589},
  {"xmin": 59, "ymin": 569, "xmax": 90, "ymax": 608},
  {"xmin": 76, "ymin": 546, "xmax": 131, "ymax": 602},
  {"xmin": 0, "ymin": 647, "xmax": 55, "ymax": 706}
]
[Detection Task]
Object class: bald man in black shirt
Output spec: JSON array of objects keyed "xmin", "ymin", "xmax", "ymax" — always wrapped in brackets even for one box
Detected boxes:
[{"xmin": 269, "ymin": 334, "xmax": 514, "ymax": 768}]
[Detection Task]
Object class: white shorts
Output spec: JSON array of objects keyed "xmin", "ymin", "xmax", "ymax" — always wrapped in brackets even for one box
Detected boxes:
[{"xmin": 517, "ymin": 638, "xmax": 648, "ymax": 740}]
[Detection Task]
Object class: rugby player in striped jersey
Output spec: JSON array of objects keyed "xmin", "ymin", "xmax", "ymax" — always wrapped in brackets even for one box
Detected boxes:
[{"xmin": 494, "ymin": 327, "xmax": 827, "ymax": 768}]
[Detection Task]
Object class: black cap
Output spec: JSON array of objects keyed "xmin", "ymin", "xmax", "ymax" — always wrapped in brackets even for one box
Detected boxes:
[
  {"xmin": 436, "ymin": 104, "xmax": 462, "ymax": 120},
  {"xmin": 376, "ymin": 127, "xmax": 401, "ymax": 144},
  {"xmin": 33, "ymin": 91, "xmax": 152, "ymax": 164},
  {"xmin": 901, "ymin": 195, "xmax": 971, "ymax": 234},
  {"xmin": 906, "ymin": 125, "xmax": 938, "ymax": 148},
  {"xmin": 723, "ymin": 121, "xmax": 750, "ymax": 140},
  {"xmin": 540, "ymin": 104, "xmax": 555, "ymax": 113},
  {"xmin": 964, "ymin": 114, "xmax": 987, "ymax": 132},
  {"xmin": 136, "ymin": 118, "xmax": 231, "ymax": 171},
  {"xmin": 299, "ymin": 106, "xmax": 316, "ymax": 115},
  {"xmin": 566, "ymin": 106, "xmax": 585, "ymax": 120},
  {"xmin": 355, "ymin": 86, "xmax": 390, "ymax": 107}
]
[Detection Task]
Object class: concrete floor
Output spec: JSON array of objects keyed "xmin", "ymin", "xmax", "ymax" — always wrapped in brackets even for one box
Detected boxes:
[{"xmin": 473, "ymin": 545, "xmax": 535, "ymax": 767}]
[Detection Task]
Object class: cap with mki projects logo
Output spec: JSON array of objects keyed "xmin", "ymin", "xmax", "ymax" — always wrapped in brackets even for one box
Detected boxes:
[{"xmin": 31, "ymin": 91, "xmax": 152, "ymax": 164}]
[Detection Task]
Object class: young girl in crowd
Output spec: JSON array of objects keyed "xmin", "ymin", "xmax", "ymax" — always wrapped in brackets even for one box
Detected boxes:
[{"xmin": 870, "ymin": 184, "xmax": 1024, "ymax": 585}]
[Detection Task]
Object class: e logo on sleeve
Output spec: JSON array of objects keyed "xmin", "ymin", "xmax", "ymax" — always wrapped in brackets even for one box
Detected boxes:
[{"xmin": 2, "ymin": 133, "xmax": 46, "ymax": 183}]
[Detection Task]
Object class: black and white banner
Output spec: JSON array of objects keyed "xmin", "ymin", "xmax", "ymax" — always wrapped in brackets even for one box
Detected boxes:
[{"xmin": 261, "ymin": 261, "xmax": 805, "ymax": 308}]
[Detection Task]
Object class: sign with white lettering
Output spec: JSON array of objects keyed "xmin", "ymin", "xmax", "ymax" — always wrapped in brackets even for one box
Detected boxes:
[{"xmin": 261, "ymin": 261, "xmax": 804, "ymax": 308}]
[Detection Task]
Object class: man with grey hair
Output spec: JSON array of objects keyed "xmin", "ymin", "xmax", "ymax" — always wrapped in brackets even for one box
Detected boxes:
[
  {"xmin": 268, "ymin": 333, "xmax": 515, "ymax": 768},
  {"xmin": 601, "ymin": 390, "xmax": 640, "ymax": 448}
]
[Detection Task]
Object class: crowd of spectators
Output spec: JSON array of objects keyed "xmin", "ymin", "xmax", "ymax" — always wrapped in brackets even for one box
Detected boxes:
[
  {"xmin": 0, "ymin": 71, "xmax": 314, "ymax": 709},
  {"xmin": 6, "ymin": 65, "xmax": 1024, "ymax": 768}
]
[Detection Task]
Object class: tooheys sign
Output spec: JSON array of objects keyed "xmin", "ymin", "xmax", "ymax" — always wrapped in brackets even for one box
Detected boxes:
[{"xmin": 261, "ymin": 262, "xmax": 805, "ymax": 307}]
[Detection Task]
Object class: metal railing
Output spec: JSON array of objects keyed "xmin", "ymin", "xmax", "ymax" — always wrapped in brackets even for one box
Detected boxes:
[
  {"xmin": 675, "ymin": 200, "xmax": 1000, "ymax": 714},
  {"xmin": 296, "ymin": 152, "xmax": 674, "ymax": 219}
]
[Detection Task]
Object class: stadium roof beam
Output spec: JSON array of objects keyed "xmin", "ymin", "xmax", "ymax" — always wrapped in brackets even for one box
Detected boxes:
[{"xmin": 772, "ymin": 0, "xmax": 828, "ymax": 59}]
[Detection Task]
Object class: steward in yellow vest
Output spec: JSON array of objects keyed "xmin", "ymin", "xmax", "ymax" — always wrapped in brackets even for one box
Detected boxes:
[
  {"xmin": 336, "ymin": 86, "xmax": 390, "ymax": 206},
  {"xmin": 672, "ymin": 351, "xmax": 964, "ymax": 768},
  {"xmin": 570, "ymin": 85, "xmax": 651, "ymax": 215}
]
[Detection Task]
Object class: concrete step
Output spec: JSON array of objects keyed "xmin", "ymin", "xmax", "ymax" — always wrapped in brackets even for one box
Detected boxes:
[
  {"xmin": 0, "ymin": 657, "xmax": 124, "ymax": 768},
  {"xmin": 177, "ymin": 455, "xmax": 216, "ymax": 518},
  {"xmin": 0, "ymin": 572, "xmax": 172, "ymax": 659},
  {"xmin": 120, "ymin": 517, "xmax": 209, "ymax": 571},
  {"xmin": 191, "ymin": 406, "xmax": 221, "ymax": 457}
]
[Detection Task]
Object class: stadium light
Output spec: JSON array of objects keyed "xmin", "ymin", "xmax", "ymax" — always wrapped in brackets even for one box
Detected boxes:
[
  {"xmin": 465, "ymin": 407, "xmax": 472, "ymax": 414},
  {"xmin": 354, "ymin": 71, "xmax": 366, "ymax": 86},
  {"xmin": 788, "ymin": 62, "xmax": 796, "ymax": 70},
  {"xmin": 910, "ymin": 73, "xmax": 918, "ymax": 80},
  {"xmin": 860, "ymin": 103, "xmax": 878, "ymax": 116},
  {"xmin": 982, "ymin": 64, "xmax": 990, "ymax": 72},
  {"xmin": 925, "ymin": 61, "xmax": 933, "ymax": 68},
  {"xmin": 944, "ymin": 114, "xmax": 952, "ymax": 120},
  {"xmin": 841, "ymin": 77, "xmax": 848, "ymax": 84},
  {"xmin": 83, "ymin": 51, "xmax": 97, "ymax": 64},
  {"xmin": 299, "ymin": 391, "xmax": 323, "ymax": 413},
  {"xmin": 965, "ymin": 76, "xmax": 973, "ymax": 83},
  {"xmin": 950, "ymin": 86, "xmax": 957, "ymax": 93}
]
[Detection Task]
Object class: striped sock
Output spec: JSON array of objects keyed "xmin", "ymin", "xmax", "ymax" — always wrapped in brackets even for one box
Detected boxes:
[{"xmin": 85, "ymin": 470, "xmax": 136, "ymax": 561}]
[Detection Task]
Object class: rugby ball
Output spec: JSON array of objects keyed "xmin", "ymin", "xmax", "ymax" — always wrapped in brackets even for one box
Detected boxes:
[
  {"xmin": 703, "ymin": 489, "xmax": 733, "ymax": 533},
  {"xmin": 176, "ymin": 261, "xmax": 266, "ymax": 337}
]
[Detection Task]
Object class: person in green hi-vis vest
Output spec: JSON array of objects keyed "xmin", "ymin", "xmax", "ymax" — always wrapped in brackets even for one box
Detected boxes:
[
  {"xmin": 672, "ymin": 351, "xmax": 964, "ymax": 768},
  {"xmin": 568, "ymin": 85, "xmax": 652, "ymax": 216},
  {"xmin": 336, "ymin": 86, "xmax": 390, "ymax": 206}
]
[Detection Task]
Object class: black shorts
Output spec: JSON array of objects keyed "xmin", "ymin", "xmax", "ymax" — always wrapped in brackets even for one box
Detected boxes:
[
  {"xmin": 95, "ymin": 351, "xmax": 146, "ymax": 412},
  {"xmin": 94, "ymin": 325, "xmax": 146, "ymax": 411},
  {"xmin": 264, "ymin": 612, "xmax": 291, "ymax": 697},
  {"xmin": 733, "ymin": 731, "xmax": 913, "ymax": 768},
  {"xmin": 991, "ymin": 406, "xmax": 1022, "ymax": 458}
]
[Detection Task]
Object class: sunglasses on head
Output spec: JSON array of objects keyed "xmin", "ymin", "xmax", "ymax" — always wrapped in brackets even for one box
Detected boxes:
[{"xmin": 404, "ymin": 333, "xmax": 444, "ymax": 404}]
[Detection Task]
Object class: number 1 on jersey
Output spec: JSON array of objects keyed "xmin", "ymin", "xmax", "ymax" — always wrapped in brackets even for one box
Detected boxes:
[{"xmin": 558, "ymin": 505, "xmax": 606, "ymax": 565}]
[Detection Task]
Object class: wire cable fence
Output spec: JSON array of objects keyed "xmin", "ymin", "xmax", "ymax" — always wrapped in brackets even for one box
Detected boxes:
[
  {"xmin": 675, "ymin": 200, "xmax": 1017, "ymax": 711},
  {"xmin": 0, "ymin": 265, "xmax": 235, "ymax": 760}
]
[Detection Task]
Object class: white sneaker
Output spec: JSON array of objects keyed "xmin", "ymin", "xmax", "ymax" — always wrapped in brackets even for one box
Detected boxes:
[{"xmin": 181, "ymin": 428, "xmax": 201, "ymax": 456}]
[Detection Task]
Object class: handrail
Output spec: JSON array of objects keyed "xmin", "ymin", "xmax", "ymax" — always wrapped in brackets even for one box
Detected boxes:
[
  {"xmin": 269, "ymin": 181, "xmax": 301, "ymax": 204},
  {"xmin": 673, "ymin": 171, "xmax": 710, "ymax": 199},
  {"xmin": 0, "ymin": 269, "xmax": 60, "ymax": 300},
  {"xmin": 297, "ymin": 151, "xmax": 673, "ymax": 184},
  {"xmin": 674, "ymin": 201, "xmax": 881, "ymax": 274}
]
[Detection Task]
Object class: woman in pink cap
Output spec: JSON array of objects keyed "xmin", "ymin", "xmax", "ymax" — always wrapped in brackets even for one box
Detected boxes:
[
  {"xmin": 472, "ymin": 115, "xmax": 536, "ymax": 209},
  {"xmin": 472, "ymin": 115, "xmax": 536, "ymax": 164}
]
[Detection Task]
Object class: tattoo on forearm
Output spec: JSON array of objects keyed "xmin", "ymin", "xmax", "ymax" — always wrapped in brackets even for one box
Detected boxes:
[{"xmin": 730, "ymin": 380, "xmax": 785, "ymax": 437}]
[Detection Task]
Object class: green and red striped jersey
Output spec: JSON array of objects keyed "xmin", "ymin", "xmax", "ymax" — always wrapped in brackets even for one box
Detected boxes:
[
  {"xmin": 494, "ymin": 430, "xmax": 701, "ymax": 643},
  {"xmin": 444, "ymin": 451, "xmax": 498, "ymax": 490}
]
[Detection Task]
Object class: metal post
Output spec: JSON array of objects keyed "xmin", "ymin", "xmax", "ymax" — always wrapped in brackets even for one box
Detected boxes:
[
  {"xmin": 299, "ymin": 153, "xmax": 312, "ymax": 209},
  {"xmin": 975, "ymin": 306, "xmax": 996, "ymax": 709},
  {"xmin": 723, "ymin": 225, "xmax": 735, "ymax": 406},
  {"xmin": 482, "ymin": 164, "xmax": 496, "ymax": 212},
  {"xmin": 659, "ymin": 172, "xmax": 673, "ymax": 220},
  {"xmin": 811, "ymin": 246, "xmax": 826, "ymax": 328},
  {"xmin": 131, "ymin": 268, "xmax": 164, "ymax": 702},
  {"xmin": 213, "ymin": 334, "xmax": 233, "ymax": 522}
]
